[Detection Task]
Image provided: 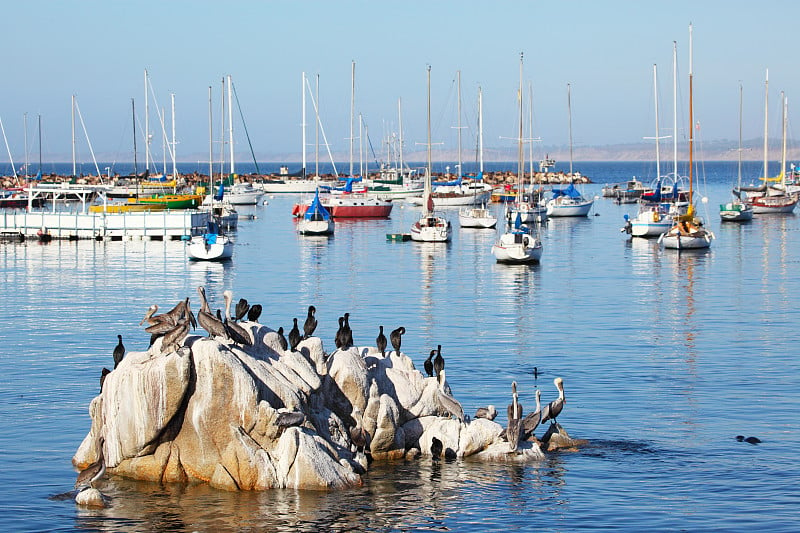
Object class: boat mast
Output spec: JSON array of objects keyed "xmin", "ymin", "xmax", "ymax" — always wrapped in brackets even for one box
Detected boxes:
[
  {"xmin": 763, "ymin": 69, "xmax": 769, "ymax": 181},
  {"xmin": 688, "ymin": 23, "xmax": 694, "ymax": 217},
  {"xmin": 567, "ymin": 83, "xmax": 574, "ymax": 176},
  {"xmin": 672, "ymin": 41, "xmax": 678, "ymax": 179},
  {"xmin": 219, "ymin": 77, "xmax": 225, "ymax": 180},
  {"xmin": 528, "ymin": 82, "xmax": 535, "ymax": 180},
  {"xmin": 398, "ymin": 97, "xmax": 405, "ymax": 178},
  {"xmin": 132, "ymin": 99, "xmax": 138, "ymax": 198},
  {"xmin": 781, "ymin": 92, "xmax": 787, "ymax": 184},
  {"xmin": 456, "ymin": 69, "xmax": 462, "ymax": 181},
  {"xmin": 171, "ymin": 93, "xmax": 177, "ymax": 179},
  {"xmin": 653, "ymin": 64, "xmax": 661, "ymax": 180},
  {"xmin": 316, "ymin": 74, "xmax": 320, "ymax": 179},
  {"xmin": 71, "ymin": 94, "xmax": 76, "ymax": 177},
  {"xmin": 302, "ymin": 71, "xmax": 307, "ymax": 178},
  {"xmin": 518, "ymin": 52, "xmax": 524, "ymax": 191},
  {"xmin": 737, "ymin": 83, "xmax": 743, "ymax": 190},
  {"xmin": 38, "ymin": 114, "xmax": 42, "ymax": 178},
  {"xmin": 424, "ymin": 64, "xmax": 433, "ymax": 217},
  {"xmin": 162, "ymin": 106, "xmax": 167, "ymax": 176},
  {"xmin": 350, "ymin": 60, "xmax": 355, "ymax": 178},
  {"xmin": 23, "ymin": 112, "xmax": 28, "ymax": 179},
  {"xmin": 478, "ymin": 87, "xmax": 484, "ymax": 175},
  {"xmin": 208, "ymin": 85, "xmax": 213, "ymax": 191},
  {"xmin": 144, "ymin": 69, "xmax": 150, "ymax": 173},
  {"xmin": 227, "ymin": 74, "xmax": 234, "ymax": 176}
]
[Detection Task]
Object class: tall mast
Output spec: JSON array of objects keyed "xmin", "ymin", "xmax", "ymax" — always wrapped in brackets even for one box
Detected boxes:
[
  {"xmin": 315, "ymin": 74, "xmax": 320, "ymax": 178},
  {"xmin": 171, "ymin": 93, "xmax": 177, "ymax": 178},
  {"xmin": 763, "ymin": 69, "xmax": 769, "ymax": 180},
  {"xmin": 398, "ymin": 97, "xmax": 404, "ymax": 177},
  {"xmin": 37, "ymin": 114, "xmax": 42, "ymax": 177},
  {"xmin": 71, "ymin": 94, "xmax": 76, "ymax": 177},
  {"xmin": 162, "ymin": 106, "xmax": 167, "ymax": 176},
  {"xmin": 518, "ymin": 52, "xmax": 524, "ymax": 188},
  {"xmin": 301, "ymin": 71, "xmax": 307, "ymax": 178},
  {"xmin": 672, "ymin": 41, "xmax": 678, "ymax": 178},
  {"xmin": 132, "ymin": 99, "xmax": 138, "ymax": 178},
  {"xmin": 688, "ymin": 23, "xmax": 694, "ymax": 217},
  {"xmin": 227, "ymin": 74, "xmax": 234, "ymax": 175},
  {"xmin": 425, "ymin": 64, "xmax": 433, "ymax": 216},
  {"xmin": 653, "ymin": 64, "xmax": 661, "ymax": 180},
  {"xmin": 23, "ymin": 113, "xmax": 28, "ymax": 179},
  {"xmin": 350, "ymin": 60, "xmax": 355, "ymax": 178},
  {"xmin": 144, "ymin": 69, "xmax": 150, "ymax": 172},
  {"xmin": 456, "ymin": 69, "xmax": 462, "ymax": 180},
  {"xmin": 219, "ymin": 78, "xmax": 225, "ymax": 178},
  {"xmin": 528, "ymin": 82, "xmax": 534, "ymax": 180},
  {"xmin": 359, "ymin": 113, "xmax": 363, "ymax": 177},
  {"xmin": 208, "ymin": 86, "xmax": 213, "ymax": 186},
  {"xmin": 567, "ymin": 83, "xmax": 574, "ymax": 176},
  {"xmin": 781, "ymin": 92, "xmax": 787, "ymax": 184},
  {"xmin": 737, "ymin": 83, "xmax": 743, "ymax": 189},
  {"xmin": 478, "ymin": 86, "xmax": 484, "ymax": 175}
]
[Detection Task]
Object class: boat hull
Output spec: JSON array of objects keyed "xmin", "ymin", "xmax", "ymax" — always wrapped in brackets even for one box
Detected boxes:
[
  {"xmin": 546, "ymin": 198, "xmax": 593, "ymax": 217},
  {"xmin": 292, "ymin": 196, "xmax": 393, "ymax": 218},
  {"xmin": 459, "ymin": 208, "xmax": 497, "ymax": 228},
  {"xmin": 491, "ymin": 232, "xmax": 543, "ymax": 263},
  {"xmin": 407, "ymin": 190, "xmax": 491, "ymax": 206},
  {"xmin": 298, "ymin": 218, "xmax": 334, "ymax": 235},
  {"xmin": 750, "ymin": 196, "xmax": 798, "ymax": 214},
  {"xmin": 186, "ymin": 234, "xmax": 233, "ymax": 260},
  {"xmin": 410, "ymin": 216, "xmax": 451, "ymax": 242},
  {"xmin": 719, "ymin": 202, "xmax": 754, "ymax": 221}
]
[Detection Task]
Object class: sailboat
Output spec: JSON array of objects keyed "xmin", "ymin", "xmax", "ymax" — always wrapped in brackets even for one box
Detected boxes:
[
  {"xmin": 297, "ymin": 187, "xmax": 334, "ymax": 235},
  {"xmin": 187, "ymin": 215, "xmax": 234, "ymax": 260},
  {"xmin": 719, "ymin": 83, "xmax": 754, "ymax": 222},
  {"xmin": 459, "ymin": 86, "xmax": 497, "ymax": 229},
  {"xmin": 410, "ymin": 65, "xmax": 452, "ymax": 243},
  {"xmin": 545, "ymin": 83, "xmax": 594, "ymax": 217},
  {"xmin": 623, "ymin": 61, "xmax": 684, "ymax": 237},
  {"xmin": 660, "ymin": 24, "xmax": 714, "ymax": 250},
  {"xmin": 506, "ymin": 53, "xmax": 547, "ymax": 225}
]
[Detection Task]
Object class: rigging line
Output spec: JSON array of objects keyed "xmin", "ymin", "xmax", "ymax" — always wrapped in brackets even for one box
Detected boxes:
[
  {"xmin": 304, "ymin": 75, "xmax": 339, "ymax": 178},
  {"xmin": 0, "ymin": 115, "xmax": 18, "ymax": 182},
  {"xmin": 361, "ymin": 115, "xmax": 380, "ymax": 167},
  {"xmin": 74, "ymin": 99, "xmax": 102, "ymax": 180},
  {"xmin": 231, "ymin": 81, "xmax": 260, "ymax": 175}
]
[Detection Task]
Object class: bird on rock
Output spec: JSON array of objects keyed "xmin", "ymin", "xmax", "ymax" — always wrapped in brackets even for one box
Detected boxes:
[
  {"xmin": 423, "ymin": 350, "xmax": 435, "ymax": 378},
  {"xmin": 223, "ymin": 290, "xmax": 253, "ymax": 346},
  {"xmin": 334, "ymin": 317, "xmax": 345, "ymax": 349},
  {"xmin": 276, "ymin": 327, "xmax": 288, "ymax": 351},
  {"xmin": 475, "ymin": 405, "xmax": 497, "ymax": 421},
  {"xmin": 75, "ymin": 437, "xmax": 106, "ymax": 491},
  {"xmin": 521, "ymin": 389, "xmax": 542, "ymax": 440},
  {"xmin": 342, "ymin": 313, "xmax": 353, "ymax": 349},
  {"xmin": 197, "ymin": 287, "xmax": 228, "ymax": 340},
  {"xmin": 288, "ymin": 318, "xmax": 302, "ymax": 351},
  {"xmin": 303, "ymin": 305, "xmax": 317, "ymax": 339},
  {"xmin": 112, "ymin": 335, "xmax": 125, "ymax": 369},
  {"xmin": 247, "ymin": 304, "xmax": 263, "ymax": 322},
  {"xmin": 234, "ymin": 298, "xmax": 250, "ymax": 322},
  {"xmin": 540, "ymin": 377, "xmax": 566, "ymax": 426},
  {"xmin": 506, "ymin": 381, "xmax": 523, "ymax": 452},
  {"xmin": 389, "ymin": 326, "xmax": 405, "ymax": 355},
  {"xmin": 376, "ymin": 326, "xmax": 387, "ymax": 357},
  {"xmin": 433, "ymin": 345, "xmax": 445, "ymax": 379}
]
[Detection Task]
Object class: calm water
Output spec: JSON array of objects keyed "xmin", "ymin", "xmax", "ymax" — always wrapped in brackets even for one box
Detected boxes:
[{"xmin": 1, "ymin": 162, "xmax": 798, "ymax": 531}]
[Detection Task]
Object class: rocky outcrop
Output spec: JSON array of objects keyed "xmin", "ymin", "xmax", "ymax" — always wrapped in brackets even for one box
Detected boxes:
[{"xmin": 74, "ymin": 322, "xmax": 554, "ymax": 491}]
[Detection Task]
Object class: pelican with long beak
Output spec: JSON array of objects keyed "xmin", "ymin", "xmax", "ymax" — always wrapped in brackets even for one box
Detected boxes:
[
  {"xmin": 436, "ymin": 369, "xmax": 464, "ymax": 423},
  {"xmin": 540, "ymin": 377, "xmax": 565, "ymax": 425}
]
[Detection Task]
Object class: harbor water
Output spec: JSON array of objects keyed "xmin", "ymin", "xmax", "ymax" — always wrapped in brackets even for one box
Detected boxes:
[{"xmin": 1, "ymin": 161, "xmax": 798, "ymax": 531}]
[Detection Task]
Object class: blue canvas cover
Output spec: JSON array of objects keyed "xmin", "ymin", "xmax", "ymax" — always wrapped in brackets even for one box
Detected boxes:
[
  {"xmin": 551, "ymin": 183, "xmax": 582, "ymax": 199},
  {"xmin": 304, "ymin": 189, "xmax": 331, "ymax": 220}
]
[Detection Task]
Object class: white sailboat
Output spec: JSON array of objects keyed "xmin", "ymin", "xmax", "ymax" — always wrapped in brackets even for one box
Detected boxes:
[
  {"xmin": 720, "ymin": 83, "xmax": 754, "ymax": 222},
  {"xmin": 545, "ymin": 83, "xmax": 593, "ymax": 217},
  {"xmin": 459, "ymin": 85, "xmax": 497, "ymax": 229},
  {"xmin": 200, "ymin": 81, "xmax": 238, "ymax": 231},
  {"xmin": 660, "ymin": 25, "xmax": 714, "ymax": 250},
  {"xmin": 410, "ymin": 66, "xmax": 451, "ymax": 243},
  {"xmin": 297, "ymin": 188, "xmax": 334, "ymax": 236}
]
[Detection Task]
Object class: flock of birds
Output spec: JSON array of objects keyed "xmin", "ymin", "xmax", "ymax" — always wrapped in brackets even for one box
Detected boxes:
[{"xmin": 84, "ymin": 285, "xmax": 570, "ymax": 493}]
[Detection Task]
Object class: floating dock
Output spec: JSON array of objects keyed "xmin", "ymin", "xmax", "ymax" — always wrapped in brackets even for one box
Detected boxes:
[{"xmin": 386, "ymin": 233, "xmax": 411, "ymax": 242}]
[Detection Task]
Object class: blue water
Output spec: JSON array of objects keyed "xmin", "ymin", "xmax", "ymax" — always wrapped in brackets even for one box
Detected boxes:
[{"xmin": 1, "ymin": 161, "xmax": 798, "ymax": 531}]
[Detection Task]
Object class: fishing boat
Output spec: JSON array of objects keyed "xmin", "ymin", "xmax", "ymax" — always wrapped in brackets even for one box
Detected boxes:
[
  {"xmin": 660, "ymin": 25, "xmax": 714, "ymax": 250},
  {"xmin": 186, "ymin": 219, "xmax": 233, "ymax": 261},
  {"xmin": 297, "ymin": 188, "xmax": 334, "ymax": 235},
  {"xmin": 491, "ymin": 213, "xmax": 542, "ymax": 263},
  {"xmin": 410, "ymin": 66, "xmax": 451, "ymax": 243},
  {"xmin": 720, "ymin": 84, "xmax": 754, "ymax": 222},
  {"xmin": 545, "ymin": 85, "xmax": 593, "ymax": 217},
  {"xmin": 602, "ymin": 179, "xmax": 651, "ymax": 203}
]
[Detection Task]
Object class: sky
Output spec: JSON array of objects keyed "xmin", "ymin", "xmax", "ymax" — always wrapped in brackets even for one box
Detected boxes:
[{"xmin": 2, "ymin": 0, "xmax": 799, "ymax": 165}]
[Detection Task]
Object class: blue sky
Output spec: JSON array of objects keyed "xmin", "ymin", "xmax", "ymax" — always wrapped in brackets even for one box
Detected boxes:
[{"xmin": 2, "ymin": 1, "xmax": 799, "ymax": 163}]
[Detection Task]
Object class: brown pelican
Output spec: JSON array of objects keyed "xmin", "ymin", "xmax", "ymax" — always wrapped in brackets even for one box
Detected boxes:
[
  {"xmin": 506, "ymin": 381, "xmax": 522, "ymax": 452},
  {"xmin": 275, "ymin": 327, "xmax": 288, "ymax": 351},
  {"xmin": 196, "ymin": 287, "xmax": 228, "ymax": 340},
  {"xmin": 75, "ymin": 437, "xmax": 106, "ymax": 491},
  {"xmin": 288, "ymin": 318, "xmax": 301, "ymax": 351},
  {"xmin": 435, "ymin": 369, "xmax": 464, "ymax": 423},
  {"xmin": 376, "ymin": 326, "xmax": 387, "ymax": 357},
  {"xmin": 540, "ymin": 377, "xmax": 565, "ymax": 425},
  {"xmin": 433, "ymin": 345, "xmax": 444, "ymax": 379},
  {"xmin": 389, "ymin": 326, "xmax": 405, "ymax": 355},
  {"xmin": 234, "ymin": 298, "xmax": 249, "ymax": 322},
  {"xmin": 223, "ymin": 290, "xmax": 253, "ymax": 346},
  {"xmin": 112, "ymin": 335, "xmax": 125, "ymax": 369},
  {"xmin": 303, "ymin": 305, "xmax": 317, "ymax": 339},
  {"xmin": 521, "ymin": 389, "xmax": 542, "ymax": 439},
  {"xmin": 474, "ymin": 405, "xmax": 497, "ymax": 421},
  {"xmin": 423, "ymin": 350, "xmax": 435, "ymax": 377},
  {"xmin": 247, "ymin": 304, "xmax": 262, "ymax": 322},
  {"xmin": 139, "ymin": 299, "xmax": 187, "ymax": 327},
  {"xmin": 161, "ymin": 317, "xmax": 190, "ymax": 354}
]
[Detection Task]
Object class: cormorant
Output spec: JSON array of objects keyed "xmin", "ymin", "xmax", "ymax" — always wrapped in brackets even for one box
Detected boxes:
[
  {"xmin": 112, "ymin": 335, "xmax": 125, "ymax": 369},
  {"xmin": 303, "ymin": 305, "xmax": 317, "ymax": 339},
  {"xmin": 277, "ymin": 327, "xmax": 288, "ymax": 351},
  {"xmin": 376, "ymin": 326, "xmax": 387, "ymax": 357},
  {"xmin": 423, "ymin": 350, "xmax": 435, "ymax": 377},
  {"xmin": 247, "ymin": 304, "xmax": 263, "ymax": 322},
  {"xmin": 234, "ymin": 298, "xmax": 250, "ymax": 322},
  {"xmin": 288, "ymin": 318, "xmax": 302, "ymax": 351},
  {"xmin": 342, "ymin": 313, "xmax": 353, "ymax": 348},
  {"xmin": 389, "ymin": 326, "xmax": 405, "ymax": 355},
  {"xmin": 433, "ymin": 344, "xmax": 445, "ymax": 378},
  {"xmin": 334, "ymin": 317, "xmax": 345, "ymax": 348}
]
